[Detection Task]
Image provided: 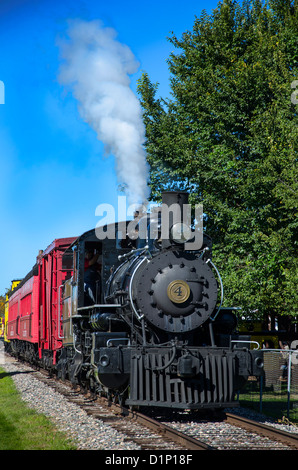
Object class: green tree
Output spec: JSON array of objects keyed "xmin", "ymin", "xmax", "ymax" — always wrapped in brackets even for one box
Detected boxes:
[
  {"xmin": 0, "ymin": 295, "xmax": 5, "ymax": 318},
  {"xmin": 137, "ymin": 0, "xmax": 298, "ymax": 318}
]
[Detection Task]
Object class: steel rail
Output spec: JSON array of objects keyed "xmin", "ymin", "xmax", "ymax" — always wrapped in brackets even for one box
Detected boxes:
[
  {"xmin": 104, "ymin": 400, "xmax": 214, "ymax": 450},
  {"xmin": 128, "ymin": 409, "xmax": 214, "ymax": 450},
  {"xmin": 225, "ymin": 412, "xmax": 298, "ymax": 449}
]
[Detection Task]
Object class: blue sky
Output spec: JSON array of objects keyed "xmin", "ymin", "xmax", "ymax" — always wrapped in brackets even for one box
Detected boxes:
[{"xmin": 0, "ymin": 0, "xmax": 219, "ymax": 293}]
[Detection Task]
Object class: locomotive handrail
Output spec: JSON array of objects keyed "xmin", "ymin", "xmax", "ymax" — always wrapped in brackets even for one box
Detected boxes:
[
  {"xmin": 231, "ymin": 340, "xmax": 260, "ymax": 350},
  {"xmin": 106, "ymin": 338, "xmax": 130, "ymax": 346},
  {"xmin": 207, "ymin": 259, "xmax": 224, "ymax": 321},
  {"xmin": 58, "ymin": 284, "xmax": 64, "ymax": 339},
  {"xmin": 118, "ymin": 245, "xmax": 151, "ymax": 262},
  {"xmin": 128, "ymin": 256, "xmax": 149, "ymax": 323},
  {"xmin": 77, "ymin": 304, "xmax": 121, "ymax": 311}
]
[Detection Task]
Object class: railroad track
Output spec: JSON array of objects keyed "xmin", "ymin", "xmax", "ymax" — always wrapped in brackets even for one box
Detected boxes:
[
  {"xmin": 35, "ymin": 372, "xmax": 210, "ymax": 450},
  {"xmin": 225, "ymin": 412, "xmax": 298, "ymax": 450},
  {"xmin": 2, "ymin": 351, "xmax": 298, "ymax": 451},
  {"xmin": 158, "ymin": 410, "xmax": 298, "ymax": 450},
  {"xmin": 33, "ymin": 369, "xmax": 298, "ymax": 451}
]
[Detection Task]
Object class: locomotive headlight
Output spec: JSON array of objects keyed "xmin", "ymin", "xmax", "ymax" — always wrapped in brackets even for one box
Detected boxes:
[
  {"xmin": 99, "ymin": 355, "xmax": 110, "ymax": 367},
  {"xmin": 170, "ymin": 223, "xmax": 192, "ymax": 244}
]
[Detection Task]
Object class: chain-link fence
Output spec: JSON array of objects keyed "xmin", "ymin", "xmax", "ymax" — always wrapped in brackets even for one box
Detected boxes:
[{"xmin": 238, "ymin": 348, "xmax": 298, "ymax": 423}]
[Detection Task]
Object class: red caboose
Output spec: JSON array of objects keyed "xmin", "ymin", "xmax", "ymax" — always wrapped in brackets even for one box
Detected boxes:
[{"xmin": 6, "ymin": 237, "xmax": 76, "ymax": 366}]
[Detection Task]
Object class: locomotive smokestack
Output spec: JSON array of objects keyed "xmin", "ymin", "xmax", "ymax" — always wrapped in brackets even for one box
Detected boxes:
[{"xmin": 161, "ymin": 191, "xmax": 189, "ymax": 208}]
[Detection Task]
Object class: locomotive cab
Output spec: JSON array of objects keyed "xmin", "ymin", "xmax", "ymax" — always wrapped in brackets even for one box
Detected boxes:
[{"xmin": 59, "ymin": 229, "xmax": 132, "ymax": 389}]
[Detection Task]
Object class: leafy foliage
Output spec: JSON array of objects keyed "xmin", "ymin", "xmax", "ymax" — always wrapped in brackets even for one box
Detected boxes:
[
  {"xmin": 137, "ymin": 0, "xmax": 298, "ymax": 317},
  {"xmin": 0, "ymin": 295, "xmax": 5, "ymax": 318}
]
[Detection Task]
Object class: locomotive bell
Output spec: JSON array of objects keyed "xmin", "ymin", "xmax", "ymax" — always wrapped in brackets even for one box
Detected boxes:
[{"xmin": 161, "ymin": 191, "xmax": 191, "ymax": 248}]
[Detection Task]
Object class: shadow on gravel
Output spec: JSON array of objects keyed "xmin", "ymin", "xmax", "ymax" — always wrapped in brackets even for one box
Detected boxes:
[{"xmin": 0, "ymin": 370, "xmax": 34, "ymax": 380}]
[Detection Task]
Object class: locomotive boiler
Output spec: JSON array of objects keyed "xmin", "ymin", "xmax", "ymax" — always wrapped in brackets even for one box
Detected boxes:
[{"xmin": 57, "ymin": 191, "xmax": 264, "ymax": 409}]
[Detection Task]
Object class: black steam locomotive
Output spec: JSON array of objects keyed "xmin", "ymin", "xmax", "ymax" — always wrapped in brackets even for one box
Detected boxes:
[{"xmin": 58, "ymin": 191, "xmax": 263, "ymax": 409}]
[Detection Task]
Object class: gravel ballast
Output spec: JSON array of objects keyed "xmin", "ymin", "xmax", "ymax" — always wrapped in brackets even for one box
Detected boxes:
[
  {"xmin": 1, "ymin": 341, "xmax": 298, "ymax": 450},
  {"xmin": 0, "ymin": 347, "xmax": 140, "ymax": 450}
]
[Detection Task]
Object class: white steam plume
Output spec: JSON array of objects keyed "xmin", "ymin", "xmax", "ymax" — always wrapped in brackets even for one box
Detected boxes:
[{"xmin": 57, "ymin": 19, "xmax": 149, "ymax": 205}]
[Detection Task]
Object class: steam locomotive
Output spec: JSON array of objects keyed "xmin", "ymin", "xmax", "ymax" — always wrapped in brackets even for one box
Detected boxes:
[{"xmin": 5, "ymin": 191, "xmax": 264, "ymax": 410}]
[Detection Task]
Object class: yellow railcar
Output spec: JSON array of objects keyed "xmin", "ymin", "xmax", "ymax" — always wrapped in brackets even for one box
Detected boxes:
[
  {"xmin": 0, "ymin": 317, "xmax": 4, "ymax": 338},
  {"xmin": 238, "ymin": 319, "xmax": 280, "ymax": 349},
  {"xmin": 4, "ymin": 279, "xmax": 21, "ymax": 346}
]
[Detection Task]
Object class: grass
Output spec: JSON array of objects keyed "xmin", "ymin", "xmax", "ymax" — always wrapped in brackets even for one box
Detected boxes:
[
  {"xmin": 0, "ymin": 368, "xmax": 77, "ymax": 450},
  {"xmin": 239, "ymin": 379, "xmax": 298, "ymax": 424}
]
